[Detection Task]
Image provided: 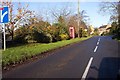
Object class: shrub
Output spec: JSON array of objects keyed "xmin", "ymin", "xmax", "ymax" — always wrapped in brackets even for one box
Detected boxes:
[
  {"xmin": 25, "ymin": 35, "xmax": 32, "ymax": 41},
  {"xmin": 13, "ymin": 35, "xmax": 27, "ymax": 43},
  {"xmin": 46, "ymin": 33, "xmax": 52, "ymax": 43},
  {"xmin": 33, "ymin": 31, "xmax": 52, "ymax": 43},
  {"xmin": 52, "ymin": 34, "xmax": 61, "ymax": 42},
  {"xmin": 59, "ymin": 33, "xmax": 69, "ymax": 40},
  {"xmin": 82, "ymin": 30, "xmax": 88, "ymax": 37}
]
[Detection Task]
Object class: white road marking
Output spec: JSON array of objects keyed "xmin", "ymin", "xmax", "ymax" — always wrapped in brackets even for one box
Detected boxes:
[
  {"xmin": 97, "ymin": 41, "xmax": 99, "ymax": 45},
  {"xmin": 81, "ymin": 57, "xmax": 93, "ymax": 80},
  {"xmin": 94, "ymin": 46, "xmax": 98, "ymax": 52},
  {"xmin": 98, "ymin": 38, "xmax": 101, "ymax": 42},
  {"xmin": 81, "ymin": 37, "xmax": 100, "ymax": 79}
]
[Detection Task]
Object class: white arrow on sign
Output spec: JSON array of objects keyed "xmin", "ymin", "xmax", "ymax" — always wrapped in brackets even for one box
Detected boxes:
[{"xmin": 0, "ymin": 11, "xmax": 8, "ymax": 23}]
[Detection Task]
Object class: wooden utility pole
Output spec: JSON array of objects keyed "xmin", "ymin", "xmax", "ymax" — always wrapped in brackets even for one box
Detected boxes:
[{"xmin": 78, "ymin": 0, "xmax": 80, "ymax": 38}]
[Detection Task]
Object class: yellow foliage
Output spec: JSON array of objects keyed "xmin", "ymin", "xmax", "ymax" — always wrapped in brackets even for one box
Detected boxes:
[{"xmin": 59, "ymin": 33, "xmax": 69, "ymax": 40}]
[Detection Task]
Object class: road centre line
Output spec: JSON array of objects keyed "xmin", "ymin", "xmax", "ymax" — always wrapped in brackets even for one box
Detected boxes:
[
  {"xmin": 98, "ymin": 38, "xmax": 100, "ymax": 42},
  {"xmin": 81, "ymin": 38, "xmax": 100, "ymax": 79},
  {"xmin": 97, "ymin": 41, "xmax": 99, "ymax": 45},
  {"xmin": 94, "ymin": 46, "xmax": 98, "ymax": 53},
  {"xmin": 94, "ymin": 38, "xmax": 100, "ymax": 52},
  {"xmin": 81, "ymin": 57, "xmax": 94, "ymax": 80}
]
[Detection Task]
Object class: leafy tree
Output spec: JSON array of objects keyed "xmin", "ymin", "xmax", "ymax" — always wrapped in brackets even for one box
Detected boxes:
[
  {"xmin": 51, "ymin": 22, "xmax": 69, "ymax": 41},
  {"xmin": 94, "ymin": 28, "xmax": 99, "ymax": 36},
  {"xmin": 109, "ymin": 22, "xmax": 118, "ymax": 35},
  {"xmin": 29, "ymin": 20, "xmax": 53, "ymax": 43},
  {"xmin": 1, "ymin": 1, "xmax": 35, "ymax": 40}
]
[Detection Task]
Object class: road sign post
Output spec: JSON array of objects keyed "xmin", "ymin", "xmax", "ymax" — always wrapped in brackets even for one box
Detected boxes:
[
  {"xmin": 3, "ymin": 23, "xmax": 6, "ymax": 51},
  {"xmin": 0, "ymin": 6, "xmax": 9, "ymax": 51}
]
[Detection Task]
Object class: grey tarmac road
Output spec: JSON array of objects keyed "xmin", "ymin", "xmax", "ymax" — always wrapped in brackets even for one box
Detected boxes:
[{"xmin": 2, "ymin": 36, "xmax": 120, "ymax": 79}]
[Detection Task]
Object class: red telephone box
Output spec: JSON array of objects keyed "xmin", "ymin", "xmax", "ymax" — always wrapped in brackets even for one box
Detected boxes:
[{"xmin": 69, "ymin": 26, "xmax": 75, "ymax": 39}]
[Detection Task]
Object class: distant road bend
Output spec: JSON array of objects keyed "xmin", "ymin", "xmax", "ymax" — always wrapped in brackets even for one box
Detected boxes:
[{"xmin": 3, "ymin": 36, "xmax": 120, "ymax": 79}]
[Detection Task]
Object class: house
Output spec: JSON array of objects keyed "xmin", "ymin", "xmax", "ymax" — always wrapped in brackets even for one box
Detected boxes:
[{"xmin": 98, "ymin": 24, "xmax": 111, "ymax": 35}]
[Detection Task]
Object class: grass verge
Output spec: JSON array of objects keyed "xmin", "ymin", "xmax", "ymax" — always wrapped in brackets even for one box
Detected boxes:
[{"xmin": 2, "ymin": 37, "xmax": 91, "ymax": 67}]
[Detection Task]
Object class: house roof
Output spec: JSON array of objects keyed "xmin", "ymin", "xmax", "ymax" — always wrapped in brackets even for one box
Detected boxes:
[{"xmin": 99, "ymin": 25, "xmax": 107, "ymax": 28}]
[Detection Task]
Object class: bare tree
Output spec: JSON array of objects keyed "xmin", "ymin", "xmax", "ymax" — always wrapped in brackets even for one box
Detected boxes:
[
  {"xmin": 68, "ymin": 15, "xmax": 78, "ymax": 31},
  {"xmin": 51, "ymin": 5, "xmax": 72, "ymax": 23},
  {"xmin": 68, "ymin": 10, "xmax": 89, "ymax": 36},
  {"xmin": 118, "ymin": 1, "xmax": 120, "ymax": 26},
  {"xmin": 99, "ymin": 2, "xmax": 118, "ymax": 22},
  {"xmin": 68, "ymin": 15, "xmax": 87, "ymax": 32}
]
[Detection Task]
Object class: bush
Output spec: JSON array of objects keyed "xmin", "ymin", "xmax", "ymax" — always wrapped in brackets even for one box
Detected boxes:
[
  {"xmin": 25, "ymin": 35, "xmax": 32, "ymax": 41},
  {"xmin": 14, "ymin": 27, "xmax": 29, "ymax": 43},
  {"xmin": 82, "ymin": 30, "xmax": 88, "ymax": 37},
  {"xmin": 79, "ymin": 28, "xmax": 88, "ymax": 37},
  {"xmin": 112, "ymin": 34, "xmax": 120, "ymax": 40},
  {"xmin": 13, "ymin": 35, "xmax": 27, "ymax": 43},
  {"xmin": 52, "ymin": 34, "xmax": 61, "ymax": 42},
  {"xmin": 46, "ymin": 33, "xmax": 52, "ymax": 43},
  {"xmin": 33, "ymin": 31, "xmax": 52, "ymax": 43},
  {"xmin": 59, "ymin": 33, "xmax": 69, "ymax": 40}
]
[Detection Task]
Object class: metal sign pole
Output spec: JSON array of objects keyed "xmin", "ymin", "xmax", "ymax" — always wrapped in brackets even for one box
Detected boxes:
[
  {"xmin": 78, "ymin": 0, "xmax": 80, "ymax": 38},
  {"xmin": 1, "ymin": 6, "xmax": 9, "ymax": 51},
  {"xmin": 3, "ymin": 23, "xmax": 6, "ymax": 51}
]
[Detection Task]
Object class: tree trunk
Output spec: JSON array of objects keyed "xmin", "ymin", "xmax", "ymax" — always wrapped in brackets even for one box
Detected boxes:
[{"xmin": 11, "ymin": 30, "xmax": 14, "ymax": 41}]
